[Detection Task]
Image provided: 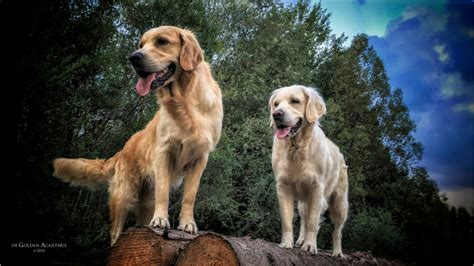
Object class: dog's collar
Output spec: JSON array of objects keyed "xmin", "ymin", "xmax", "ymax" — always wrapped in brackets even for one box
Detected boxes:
[
  {"xmin": 290, "ymin": 136, "xmax": 299, "ymax": 149},
  {"xmin": 166, "ymin": 83, "xmax": 173, "ymax": 97}
]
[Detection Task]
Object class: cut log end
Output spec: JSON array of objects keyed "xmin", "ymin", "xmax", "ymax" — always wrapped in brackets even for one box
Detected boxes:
[
  {"xmin": 107, "ymin": 227, "xmax": 188, "ymax": 266},
  {"xmin": 176, "ymin": 234, "xmax": 239, "ymax": 266}
]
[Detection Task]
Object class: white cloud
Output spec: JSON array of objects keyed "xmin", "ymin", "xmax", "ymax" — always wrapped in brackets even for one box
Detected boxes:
[
  {"xmin": 389, "ymin": 6, "xmax": 448, "ymax": 34},
  {"xmin": 439, "ymin": 73, "xmax": 474, "ymax": 98},
  {"xmin": 401, "ymin": 5, "xmax": 423, "ymax": 20},
  {"xmin": 453, "ymin": 103, "xmax": 474, "ymax": 114},
  {"xmin": 441, "ymin": 187, "xmax": 474, "ymax": 213},
  {"xmin": 422, "ymin": 11, "xmax": 448, "ymax": 32},
  {"xmin": 434, "ymin": 44, "xmax": 449, "ymax": 63}
]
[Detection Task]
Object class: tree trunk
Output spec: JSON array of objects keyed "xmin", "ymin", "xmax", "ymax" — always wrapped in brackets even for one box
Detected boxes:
[{"xmin": 108, "ymin": 226, "xmax": 402, "ymax": 265}]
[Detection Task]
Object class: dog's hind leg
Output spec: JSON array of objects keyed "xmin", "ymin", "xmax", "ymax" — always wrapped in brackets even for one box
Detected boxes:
[
  {"xmin": 136, "ymin": 181, "xmax": 155, "ymax": 225},
  {"xmin": 109, "ymin": 175, "xmax": 137, "ymax": 246},
  {"xmin": 329, "ymin": 167, "xmax": 349, "ymax": 258},
  {"xmin": 297, "ymin": 197, "xmax": 327, "ymax": 247},
  {"xmin": 295, "ymin": 201, "xmax": 306, "ymax": 247}
]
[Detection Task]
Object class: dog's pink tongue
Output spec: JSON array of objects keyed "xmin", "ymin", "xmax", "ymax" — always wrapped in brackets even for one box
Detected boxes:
[
  {"xmin": 135, "ymin": 73, "xmax": 155, "ymax": 96},
  {"xmin": 276, "ymin": 127, "xmax": 291, "ymax": 139}
]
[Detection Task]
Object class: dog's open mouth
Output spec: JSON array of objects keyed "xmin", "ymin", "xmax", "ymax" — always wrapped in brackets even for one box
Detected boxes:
[
  {"xmin": 275, "ymin": 119, "xmax": 302, "ymax": 139},
  {"xmin": 135, "ymin": 64, "xmax": 176, "ymax": 96}
]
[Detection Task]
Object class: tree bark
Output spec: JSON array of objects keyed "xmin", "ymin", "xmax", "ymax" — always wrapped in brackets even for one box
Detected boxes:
[{"xmin": 108, "ymin": 226, "xmax": 402, "ymax": 265}]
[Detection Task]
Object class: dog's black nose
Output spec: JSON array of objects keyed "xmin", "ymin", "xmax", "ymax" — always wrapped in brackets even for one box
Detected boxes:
[
  {"xmin": 273, "ymin": 110, "xmax": 285, "ymax": 120},
  {"xmin": 128, "ymin": 52, "xmax": 144, "ymax": 66}
]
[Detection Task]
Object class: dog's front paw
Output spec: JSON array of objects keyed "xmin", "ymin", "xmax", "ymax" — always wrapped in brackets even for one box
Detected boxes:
[
  {"xmin": 295, "ymin": 237, "xmax": 304, "ymax": 247},
  {"xmin": 149, "ymin": 216, "xmax": 170, "ymax": 229},
  {"xmin": 278, "ymin": 240, "xmax": 293, "ymax": 249},
  {"xmin": 332, "ymin": 251, "xmax": 346, "ymax": 258},
  {"xmin": 177, "ymin": 218, "xmax": 198, "ymax": 234},
  {"xmin": 301, "ymin": 242, "xmax": 318, "ymax": 255}
]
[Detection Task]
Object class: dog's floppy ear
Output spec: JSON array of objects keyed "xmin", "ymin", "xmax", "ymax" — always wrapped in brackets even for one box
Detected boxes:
[
  {"xmin": 179, "ymin": 30, "xmax": 203, "ymax": 71},
  {"xmin": 304, "ymin": 86, "xmax": 326, "ymax": 123}
]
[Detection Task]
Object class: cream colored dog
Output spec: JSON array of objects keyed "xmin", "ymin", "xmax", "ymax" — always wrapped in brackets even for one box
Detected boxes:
[
  {"xmin": 270, "ymin": 85, "xmax": 348, "ymax": 257},
  {"xmin": 53, "ymin": 26, "xmax": 223, "ymax": 246}
]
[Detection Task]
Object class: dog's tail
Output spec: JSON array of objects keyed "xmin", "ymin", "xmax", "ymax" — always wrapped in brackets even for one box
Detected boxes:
[{"xmin": 52, "ymin": 153, "xmax": 119, "ymax": 189}]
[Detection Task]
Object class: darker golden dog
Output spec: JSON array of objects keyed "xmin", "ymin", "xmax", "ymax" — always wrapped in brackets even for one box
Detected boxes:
[{"xmin": 53, "ymin": 26, "xmax": 223, "ymax": 246}]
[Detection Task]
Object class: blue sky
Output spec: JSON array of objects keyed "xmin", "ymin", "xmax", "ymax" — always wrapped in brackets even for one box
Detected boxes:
[{"xmin": 316, "ymin": 0, "xmax": 473, "ymax": 210}]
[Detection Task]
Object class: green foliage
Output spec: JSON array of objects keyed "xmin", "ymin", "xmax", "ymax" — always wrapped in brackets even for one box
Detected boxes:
[
  {"xmin": 227, "ymin": 116, "xmax": 278, "ymax": 240},
  {"xmin": 344, "ymin": 209, "xmax": 404, "ymax": 258}
]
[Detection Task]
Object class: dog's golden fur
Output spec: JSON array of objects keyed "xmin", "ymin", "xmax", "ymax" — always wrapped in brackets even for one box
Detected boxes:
[
  {"xmin": 53, "ymin": 26, "xmax": 223, "ymax": 245},
  {"xmin": 269, "ymin": 85, "xmax": 348, "ymax": 257}
]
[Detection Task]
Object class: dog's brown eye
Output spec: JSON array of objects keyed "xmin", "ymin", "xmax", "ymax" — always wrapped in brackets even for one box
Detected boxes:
[
  {"xmin": 139, "ymin": 43, "xmax": 143, "ymax": 49},
  {"xmin": 274, "ymin": 101, "xmax": 279, "ymax": 107},
  {"xmin": 156, "ymin": 38, "xmax": 169, "ymax": 46},
  {"xmin": 291, "ymin": 98, "xmax": 301, "ymax": 104}
]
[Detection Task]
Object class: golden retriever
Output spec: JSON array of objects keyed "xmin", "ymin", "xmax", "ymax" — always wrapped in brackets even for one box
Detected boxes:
[
  {"xmin": 52, "ymin": 26, "xmax": 223, "ymax": 246},
  {"xmin": 269, "ymin": 85, "xmax": 348, "ymax": 257}
]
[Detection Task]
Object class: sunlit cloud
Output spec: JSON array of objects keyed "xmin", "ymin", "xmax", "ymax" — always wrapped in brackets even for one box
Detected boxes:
[
  {"xmin": 439, "ymin": 72, "xmax": 474, "ymax": 98},
  {"xmin": 453, "ymin": 103, "xmax": 474, "ymax": 114},
  {"xmin": 387, "ymin": 6, "xmax": 448, "ymax": 35},
  {"xmin": 434, "ymin": 44, "xmax": 449, "ymax": 63}
]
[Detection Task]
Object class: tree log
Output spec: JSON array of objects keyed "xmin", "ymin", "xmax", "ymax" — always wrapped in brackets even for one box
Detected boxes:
[
  {"xmin": 108, "ymin": 226, "xmax": 197, "ymax": 265},
  {"xmin": 175, "ymin": 233, "xmax": 399, "ymax": 265},
  {"xmin": 108, "ymin": 226, "xmax": 402, "ymax": 265}
]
